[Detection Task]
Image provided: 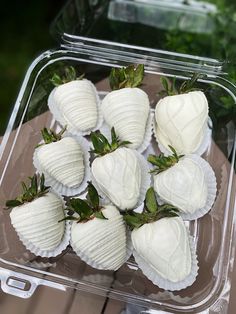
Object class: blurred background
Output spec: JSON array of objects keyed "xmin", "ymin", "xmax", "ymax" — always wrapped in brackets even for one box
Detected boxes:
[
  {"xmin": 1, "ymin": 0, "xmax": 236, "ymax": 135},
  {"xmin": 0, "ymin": 0, "xmax": 64, "ymax": 134}
]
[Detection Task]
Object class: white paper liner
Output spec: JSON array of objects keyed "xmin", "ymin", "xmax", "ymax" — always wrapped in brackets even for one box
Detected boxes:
[
  {"xmin": 153, "ymin": 116, "xmax": 212, "ymax": 156},
  {"xmin": 99, "ymin": 109, "xmax": 154, "ymax": 154},
  {"xmin": 33, "ymin": 134, "xmax": 91, "ymax": 197},
  {"xmin": 180, "ymin": 154, "xmax": 217, "ymax": 220},
  {"xmin": 70, "ymin": 224, "xmax": 133, "ymax": 271},
  {"xmin": 48, "ymin": 81, "xmax": 103, "ymax": 136},
  {"xmin": 133, "ymin": 233, "xmax": 198, "ymax": 291},
  {"xmin": 13, "ymin": 210, "xmax": 71, "ymax": 258},
  {"xmin": 91, "ymin": 149, "xmax": 151, "ymax": 211}
]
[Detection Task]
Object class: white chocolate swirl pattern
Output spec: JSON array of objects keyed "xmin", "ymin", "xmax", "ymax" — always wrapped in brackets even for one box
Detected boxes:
[
  {"xmin": 154, "ymin": 157, "xmax": 208, "ymax": 214},
  {"xmin": 71, "ymin": 205, "xmax": 127, "ymax": 270},
  {"xmin": 91, "ymin": 148, "xmax": 141, "ymax": 210},
  {"xmin": 36, "ymin": 137, "xmax": 85, "ymax": 188},
  {"xmin": 101, "ymin": 88, "xmax": 149, "ymax": 149},
  {"xmin": 132, "ymin": 217, "xmax": 191, "ymax": 282},
  {"xmin": 10, "ymin": 193, "xmax": 65, "ymax": 251},
  {"xmin": 50, "ymin": 79, "xmax": 98, "ymax": 132},
  {"xmin": 155, "ymin": 91, "xmax": 208, "ymax": 154}
]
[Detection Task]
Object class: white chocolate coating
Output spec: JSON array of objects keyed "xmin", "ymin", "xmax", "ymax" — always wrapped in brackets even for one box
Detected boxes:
[
  {"xmin": 36, "ymin": 137, "xmax": 84, "ymax": 188},
  {"xmin": 50, "ymin": 79, "xmax": 98, "ymax": 132},
  {"xmin": 132, "ymin": 217, "xmax": 191, "ymax": 282},
  {"xmin": 155, "ymin": 91, "xmax": 208, "ymax": 154},
  {"xmin": 92, "ymin": 148, "xmax": 141, "ymax": 210},
  {"xmin": 101, "ymin": 88, "xmax": 149, "ymax": 149},
  {"xmin": 10, "ymin": 192, "xmax": 65, "ymax": 251},
  {"xmin": 71, "ymin": 205, "xmax": 127, "ymax": 270},
  {"xmin": 154, "ymin": 157, "xmax": 208, "ymax": 214}
]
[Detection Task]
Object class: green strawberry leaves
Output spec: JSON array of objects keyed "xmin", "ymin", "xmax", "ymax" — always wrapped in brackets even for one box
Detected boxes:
[
  {"xmin": 86, "ymin": 181, "xmax": 99, "ymax": 208},
  {"xmin": 5, "ymin": 174, "xmax": 49, "ymax": 209},
  {"xmin": 123, "ymin": 212, "xmax": 147, "ymax": 229},
  {"xmin": 124, "ymin": 187, "xmax": 179, "ymax": 230},
  {"xmin": 145, "ymin": 187, "xmax": 158, "ymax": 213},
  {"xmin": 94, "ymin": 211, "xmax": 107, "ymax": 220},
  {"xmin": 109, "ymin": 64, "xmax": 145, "ymax": 90},
  {"xmin": 159, "ymin": 73, "xmax": 204, "ymax": 97},
  {"xmin": 159, "ymin": 77, "xmax": 177, "ymax": 97},
  {"xmin": 69, "ymin": 198, "xmax": 93, "ymax": 221},
  {"xmin": 50, "ymin": 66, "xmax": 85, "ymax": 87},
  {"xmin": 90, "ymin": 131, "xmax": 111, "ymax": 155},
  {"xmin": 60, "ymin": 182, "xmax": 107, "ymax": 223},
  {"xmin": 36, "ymin": 126, "xmax": 66, "ymax": 148},
  {"xmin": 90, "ymin": 127, "xmax": 131, "ymax": 156},
  {"xmin": 179, "ymin": 73, "xmax": 203, "ymax": 94},
  {"xmin": 50, "ymin": 73, "xmax": 63, "ymax": 87},
  {"xmin": 148, "ymin": 146, "xmax": 184, "ymax": 174},
  {"xmin": 5, "ymin": 200, "xmax": 23, "ymax": 208}
]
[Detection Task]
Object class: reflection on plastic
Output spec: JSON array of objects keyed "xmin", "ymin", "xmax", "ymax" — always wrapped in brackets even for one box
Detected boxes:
[{"xmin": 108, "ymin": 0, "xmax": 217, "ymax": 34}]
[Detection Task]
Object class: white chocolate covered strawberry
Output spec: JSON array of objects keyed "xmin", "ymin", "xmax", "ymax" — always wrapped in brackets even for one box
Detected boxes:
[
  {"xmin": 101, "ymin": 65, "xmax": 150, "ymax": 151},
  {"xmin": 155, "ymin": 76, "xmax": 209, "ymax": 155},
  {"xmin": 148, "ymin": 147, "xmax": 216, "ymax": 219},
  {"xmin": 6, "ymin": 174, "xmax": 68, "ymax": 256},
  {"xmin": 33, "ymin": 127, "xmax": 89, "ymax": 196},
  {"xmin": 48, "ymin": 66, "xmax": 101, "ymax": 134},
  {"xmin": 90, "ymin": 128, "xmax": 150, "ymax": 210},
  {"xmin": 64, "ymin": 183, "xmax": 129, "ymax": 270},
  {"xmin": 154, "ymin": 158, "xmax": 207, "ymax": 214},
  {"xmin": 125, "ymin": 188, "xmax": 198, "ymax": 290}
]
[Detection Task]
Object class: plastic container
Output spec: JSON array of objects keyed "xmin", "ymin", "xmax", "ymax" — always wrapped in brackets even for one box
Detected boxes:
[
  {"xmin": 1, "ymin": 0, "xmax": 236, "ymax": 311},
  {"xmin": 0, "ymin": 35, "xmax": 235, "ymax": 313}
]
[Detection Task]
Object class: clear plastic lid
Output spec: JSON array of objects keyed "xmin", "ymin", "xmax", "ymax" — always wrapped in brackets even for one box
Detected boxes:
[
  {"xmin": 50, "ymin": 0, "xmax": 236, "ymax": 63},
  {"xmin": 50, "ymin": 0, "xmax": 236, "ymax": 88}
]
